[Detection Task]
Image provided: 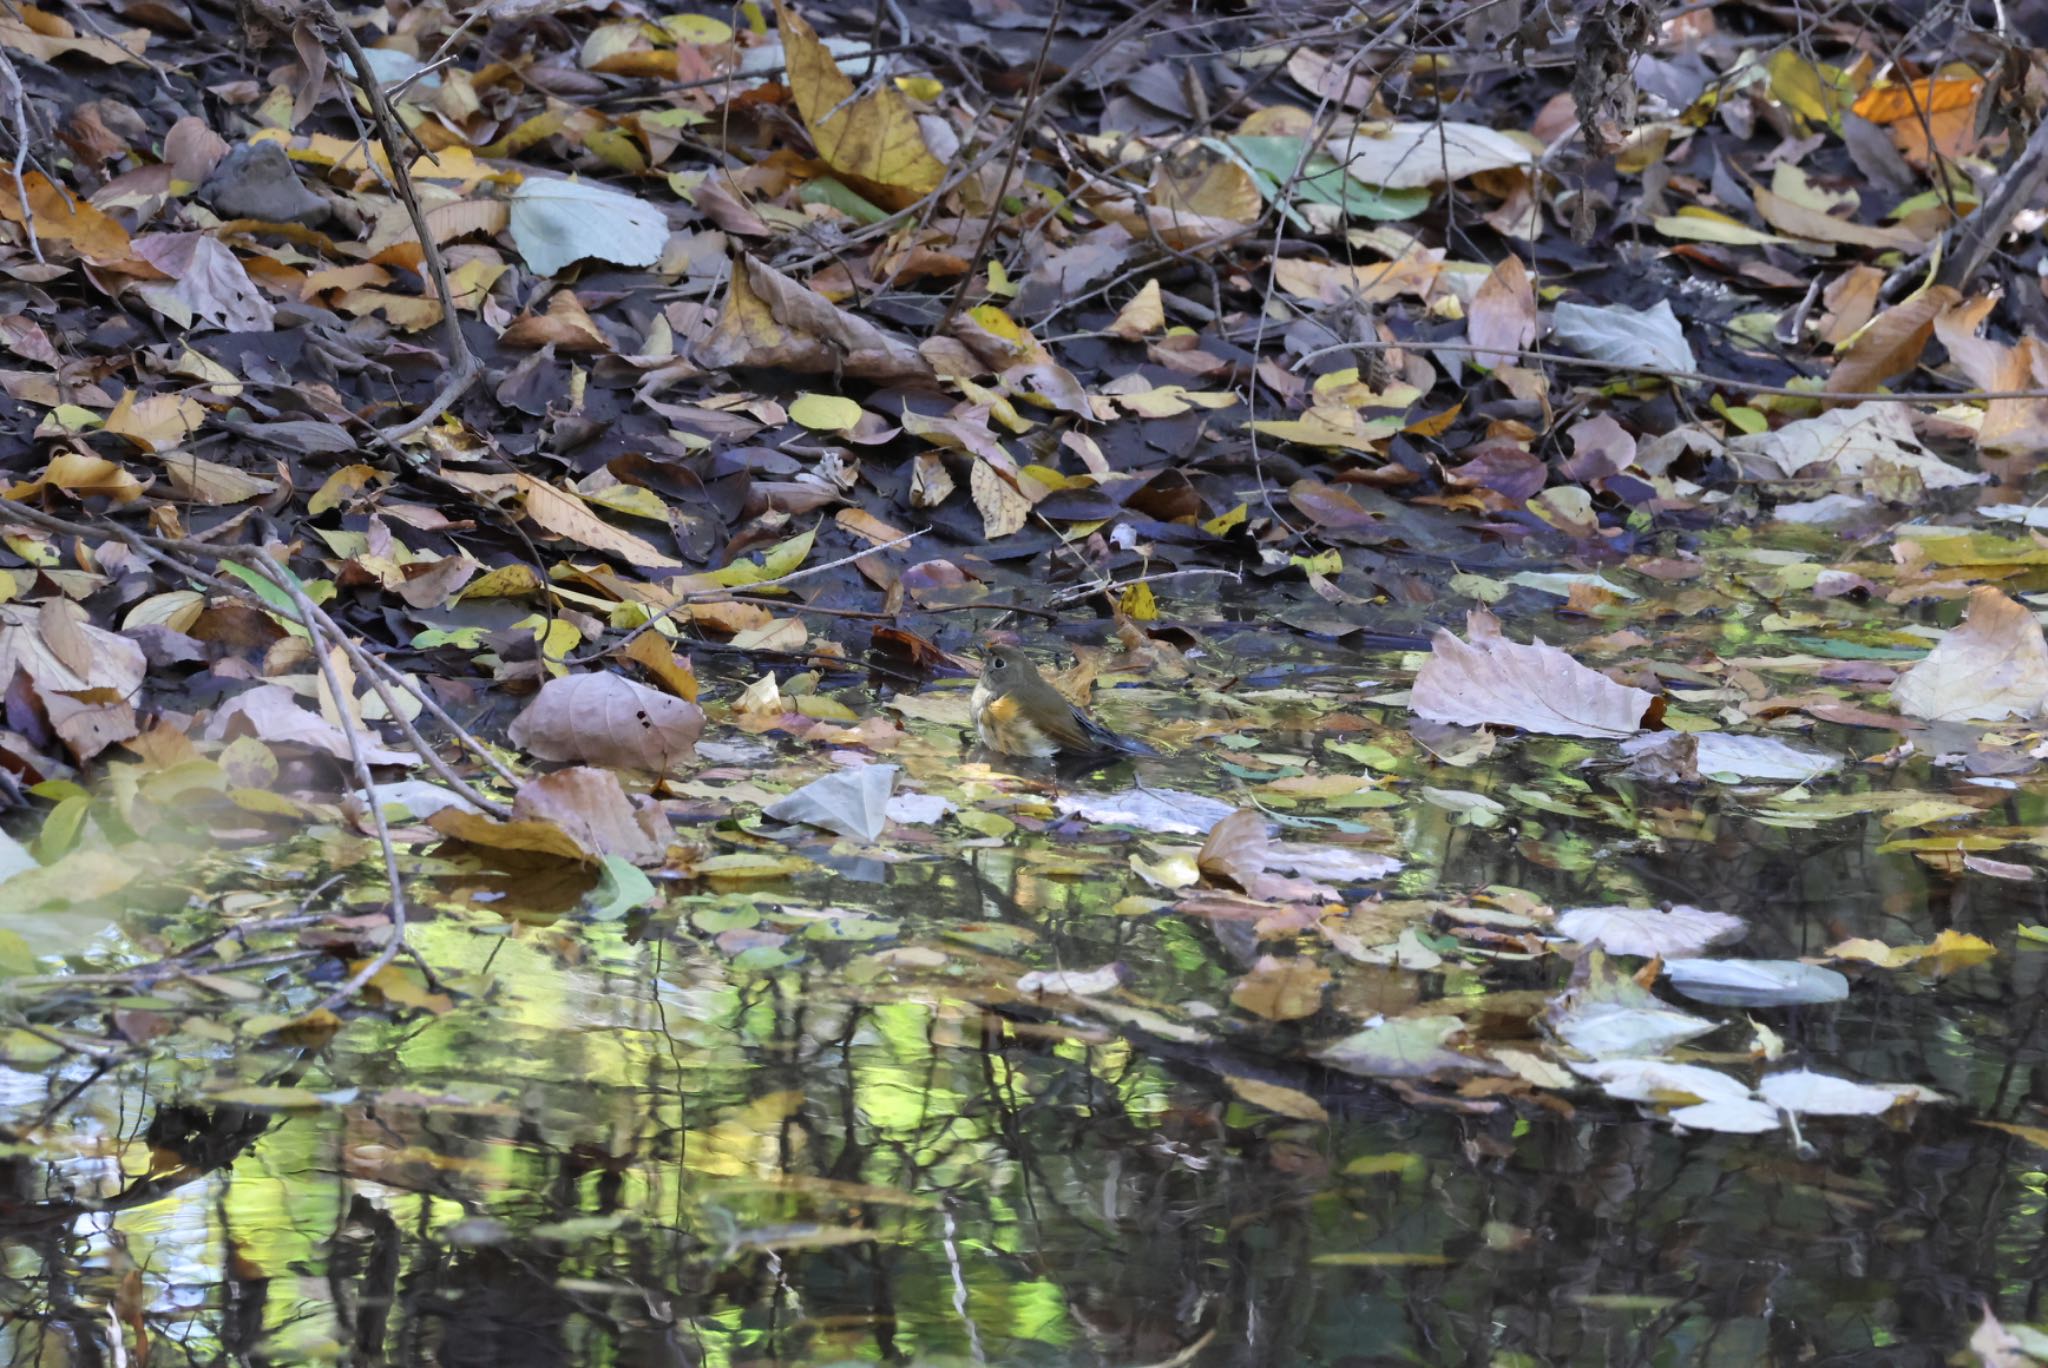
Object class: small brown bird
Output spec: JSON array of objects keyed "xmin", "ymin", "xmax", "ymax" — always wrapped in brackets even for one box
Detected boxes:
[{"xmin": 971, "ymin": 644, "xmax": 1149, "ymax": 759}]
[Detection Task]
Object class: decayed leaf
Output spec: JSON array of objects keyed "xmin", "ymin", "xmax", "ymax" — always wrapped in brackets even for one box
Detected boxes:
[
  {"xmin": 0, "ymin": 172, "xmax": 133, "ymax": 263},
  {"xmin": 773, "ymin": 0, "xmax": 943, "ymax": 205},
  {"xmin": 0, "ymin": 602, "xmax": 146, "ymax": 761},
  {"xmin": 131, "ymin": 233, "xmax": 275, "ymax": 332},
  {"xmin": 506, "ymin": 176, "xmax": 668, "ymax": 277},
  {"xmin": 1726, "ymin": 402, "xmax": 1982, "ymax": 493},
  {"xmin": 1556, "ymin": 904, "xmax": 1746, "ymax": 958},
  {"xmin": 1410, "ymin": 609, "xmax": 1656, "ymax": 739},
  {"xmin": 1017, "ymin": 964, "xmax": 1124, "ymax": 996},
  {"xmin": 1108, "ymin": 279, "xmax": 1166, "ymax": 341},
  {"xmin": 700, "ymin": 253, "xmax": 933, "ymax": 383},
  {"xmin": 507, "ymin": 672, "xmax": 705, "ymax": 772},
  {"xmin": 1892, "ymin": 585, "xmax": 2048, "ymax": 722},
  {"xmin": 969, "ymin": 458, "xmax": 1028, "ymax": 539},
  {"xmin": 1466, "ymin": 255, "xmax": 1536, "ymax": 368},
  {"xmin": 1329, "ymin": 121, "xmax": 1534, "ymax": 188},
  {"xmin": 1055, "ymin": 788, "xmax": 1235, "ymax": 836}
]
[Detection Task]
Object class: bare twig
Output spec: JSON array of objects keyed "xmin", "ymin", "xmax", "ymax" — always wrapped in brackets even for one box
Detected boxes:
[
  {"xmin": 0, "ymin": 46, "xmax": 38, "ymax": 262},
  {"xmin": 319, "ymin": 4, "xmax": 480, "ymax": 446},
  {"xmin": 1047, "ymin": 568, "xmax": 1243, "ymax": 607},
  {"xmin": 244, "ymin": 549, "xmax": 408, "ymax": 1018},
  {"xmin": 1937, "ymin": 112, "xmax": 2048, "ymax": 294}
]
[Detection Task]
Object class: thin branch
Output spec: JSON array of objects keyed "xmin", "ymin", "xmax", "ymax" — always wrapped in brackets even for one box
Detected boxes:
[{"xmin": 319, "ymin": 3, "xmax": 480, "ymax": 446}]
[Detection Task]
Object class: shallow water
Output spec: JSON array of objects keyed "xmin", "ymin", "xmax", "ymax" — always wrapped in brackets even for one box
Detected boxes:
[{"xmin": 3, "ymin": 604, "xmax": 2044, "ymax": 1368}]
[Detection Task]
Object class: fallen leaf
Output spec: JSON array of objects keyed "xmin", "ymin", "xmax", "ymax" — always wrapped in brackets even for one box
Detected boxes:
[
  {"xmin": 507, "ymin": 672, "xmax": 705, "ymax": 772},
  {"xmin": 1410, "ymin": 609, "xmax": 1656, "ymax": 739},
  {"xmin": 1892, "ymin": 585, "xmax": 2048, "ymax": 721},
  {"xmin": 1556, "ymin": 904, "xmax": 1746, "ymax": 958}
]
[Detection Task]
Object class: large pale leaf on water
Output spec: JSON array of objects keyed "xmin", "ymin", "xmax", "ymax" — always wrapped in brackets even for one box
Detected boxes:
[
  {"xmin": 1410, "ymin": 609, "xmax": 1656, "ymax": 739},
  {"xmin": 508, "ymin": 177, "xmax": 668, "ymax": 277},
  {"xmin": 1663, "ymin": 958, "xmax": 1849, "ymax": 1007},
  {"xmin": 1551, "ymin": 299, "xmax": 1696, "ymax": 377},
  {"xmin": 1557, "ymin": 904, "xmax": 1746, "ymax": 958},
  {"xmin": 1727, "ymin": 402, "xmax": 1983, "ymax": 492},
  {"xmin": 1315, "ymin": 1015, "xmax": 1486, "ymax": 1078},
  {"xmin": 772, "ymin": 1, "xmax": 942, "ymax": 204},
  {"xmin": 764, "ymin": 764, "xmax": 898, "ymax": 843},
  {"xmin": 1328, "ymin": 121, "xmax": 1534, "ymax": 189},
  {"xmin": 1891, "ymin": 585, "xmax": 2048, "ymax": 721},
  {"xmin": 508, "ymin": 672, "xmax": 704, "ymax": 772},
  {"xmin": 1757, "ymin": 1069, "xmax": 1923, "ymax": 1116}
]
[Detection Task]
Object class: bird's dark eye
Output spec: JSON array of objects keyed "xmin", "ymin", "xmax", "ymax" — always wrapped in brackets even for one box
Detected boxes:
[{"xmin": 989, "ymin": 656, "xmax": 1006, "ymax": 671}]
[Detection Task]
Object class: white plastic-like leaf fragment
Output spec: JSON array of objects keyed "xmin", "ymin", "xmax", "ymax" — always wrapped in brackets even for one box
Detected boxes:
[
  {"xmin": 763, "ymin": 765, "xmax": 898, "ymax": 843},
  {"xmin": 1663, "ymin": 958, "xmax": 1849, "ymax": 1007},
  {"xmin": 508, "ymin": 177, "xmax": 669, "ymax": 278},
  {"xmin": 1758, "ymin": 1070, "xmax": 1912, "ymax": 1116}
]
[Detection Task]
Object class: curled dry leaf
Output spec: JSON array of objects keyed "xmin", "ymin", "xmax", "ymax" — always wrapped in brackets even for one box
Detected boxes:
[
  {"xmin": 1410, "ymin": 608, "xmax": 1657, "ymax": 739},
  {"xmin": 1891, "ymin": 585, "xmax": 2048, "ymax": 722},
  {"xmin": 508, "ymin": 672, "xmax": 705, "ymax": 773},
  {"xmin": 698, "ymin": 253, "xmax": 933, "ymax": 383}
]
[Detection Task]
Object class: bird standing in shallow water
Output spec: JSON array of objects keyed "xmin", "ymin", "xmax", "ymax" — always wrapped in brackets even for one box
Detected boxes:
[{"xmin": 971, "ymin": 644, "xmax": 1150, "ymax": 758}]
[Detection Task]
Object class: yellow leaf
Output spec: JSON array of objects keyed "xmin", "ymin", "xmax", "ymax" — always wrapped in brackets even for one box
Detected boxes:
[
  {"xmin": 970, "ymin": 459, "xmax": 1029, "ymax": 539},
  {"xmin": 789, "ymin": 392, "xmax": 863, "ymax": 431},
  {"xmin": 104, "ymin": 391, "xmax": 207, "ymax": 452},
  {"xmin": 663, "ymin": 13, "xmax": 733, "ymax": 42},
  {"xmin": 1109, "ymin": 279, "xmax": 1165, "ymax": 340},
  {"xmin": 894, "ymin": 75, "xmax": 942, "ymax": 102},
  {"xmin": 1119, "ymin": 581, "xmax": 1157, "ymax": 620},
  {"xmin": 772, "ymin": 1, "xmax": 943, "ymax": 204}
]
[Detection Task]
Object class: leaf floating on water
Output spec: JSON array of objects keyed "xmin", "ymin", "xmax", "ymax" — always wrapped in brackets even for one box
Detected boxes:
[
  {"xmin": 1621, "ymin": 731, "xmax": 1840, "ymax": 784},
  {"xmin": 1056, "ymin": 787, "xmax": 1236, "ymax": 837},
  {"xmin": 1316, "ymin": 1015, "xmax": 1492, "ymax": 1078},
  {"xmin": 763, "ymin": 764, "xmax": 898, "ymax": 843},
  {"xmin": 1891, "ymin": 586, "xmax": 2048, "ymax": 722},
  {"xmin": 1546, "ymin": 952, "xmax": 1721, "ymax": 1059},
  {"xmin": 1727, "ymin": 402, "xmax": 1984, "ymax": 494},
  {"xmin": 1231, "ymin": 955, "xmax": 1332, "ymax": 1021},
  {"xmin": 1662, "ymin": 958, "xmax": 1849, "ymax": 1007},
  {"xmin": 1758, "ymin": 1069, "xmax": 1923, "ymax": 1117},
  {"xmin": 1410, "ymin": 609, "xmax": 1657, "ymax": 739},
  {"xmin": 1556, "ymin": 904, "xmax": 1746, "ymax": 959},
  {"xmin": 1016, "ymin": 964, "xmax": 1124, "ymax": 997}
]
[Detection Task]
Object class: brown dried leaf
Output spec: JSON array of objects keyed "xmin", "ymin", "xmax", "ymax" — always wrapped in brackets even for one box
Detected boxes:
[
  {"xmin": 698, "ymin": 253, "xmax": 932, "ymax": 383},
  {"xmin": 1466, "ymin": 255, "xmax": 1536, "ymax": 368},
  {"xmin": 1891, "ymin": 585, "xmax": 2048, "ymax": 722},
  {"xmin": 507, "ymin": 671, "xmax": 705, "ymax": 772}
]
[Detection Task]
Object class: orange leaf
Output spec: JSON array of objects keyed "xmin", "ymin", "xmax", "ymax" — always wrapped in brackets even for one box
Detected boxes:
[
  {"xmin": 1851, "ymin": 75, "xmax": 1980, "ymax": 124},
  {"xmin": 0, "ymin": 171, "xmax": 133, "ymax": 264}
]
